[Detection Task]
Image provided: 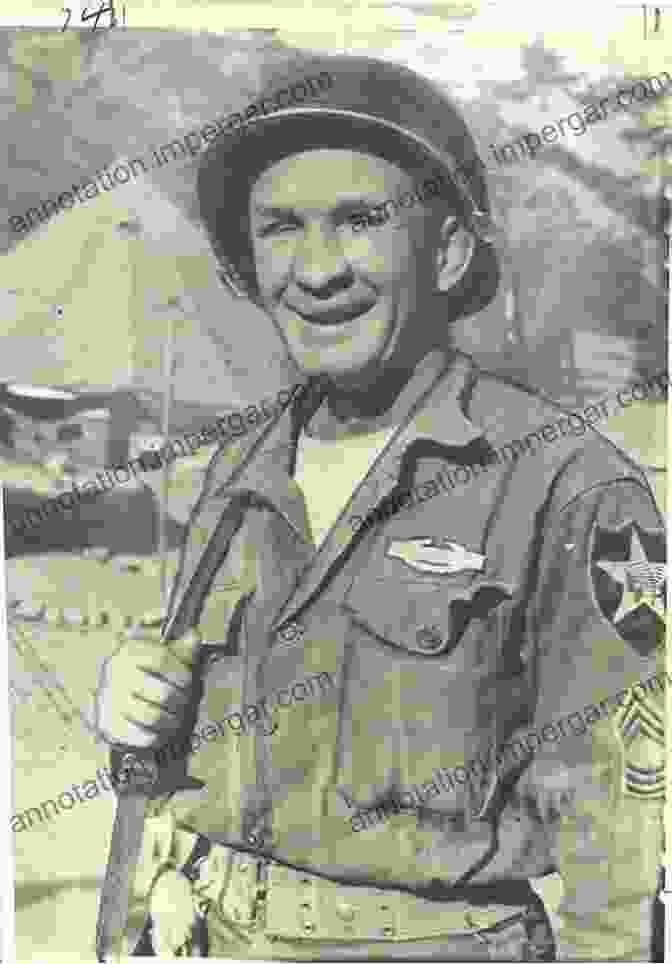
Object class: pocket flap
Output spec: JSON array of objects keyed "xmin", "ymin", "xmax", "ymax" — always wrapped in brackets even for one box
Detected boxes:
[{"xmin": 345, "ymin": 538, "xmax": 517, "ymax": 656}]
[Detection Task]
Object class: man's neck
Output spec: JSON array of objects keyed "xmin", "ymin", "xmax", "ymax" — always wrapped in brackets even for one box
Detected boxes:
[
  {"xmin": 303, "ymin": 349, "xmax": 451, "ymax": 440},
  {"xmin": 324, "ymin": 361, "xmax": 418, "ymax": 423}
]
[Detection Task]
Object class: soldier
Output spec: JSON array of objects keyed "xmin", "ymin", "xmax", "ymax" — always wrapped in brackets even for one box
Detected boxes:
[{"xmin": 95, "ymin": 54, "xmax": 665, "ymax": 960}]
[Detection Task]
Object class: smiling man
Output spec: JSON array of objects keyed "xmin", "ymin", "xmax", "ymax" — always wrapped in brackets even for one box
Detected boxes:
[{"xmin": 95, "ymin": 55, "xmax": 665, "ymax": 961}]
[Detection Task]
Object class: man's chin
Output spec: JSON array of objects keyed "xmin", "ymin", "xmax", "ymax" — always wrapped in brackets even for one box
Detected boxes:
[
  {"xmin": 290, "ymin": 348, "xmax": 388, "ymax": 387},
  {"xmin": 270, "ymin": 304, "xmax": 401, "ymax": 382}
]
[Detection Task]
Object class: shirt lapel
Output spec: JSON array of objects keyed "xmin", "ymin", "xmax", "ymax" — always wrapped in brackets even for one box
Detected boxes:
[
  {"xmin": 269, "ymin": 352, "xmax": 486, "ymax": 632},
  {"xmin": 165, "ymin": 392, "xmax": 314, "ymax": 636},
  {"xmin": 169, "ymin": 354, "xmax": 486, "ymax": 639},
  {"xmin": 206, "ymin": 396, "xmax": 314, "ymax": 544}
]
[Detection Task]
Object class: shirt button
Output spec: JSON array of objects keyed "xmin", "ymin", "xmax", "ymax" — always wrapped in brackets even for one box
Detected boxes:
[
  {"xmin": 336, "ymin": 902, "xmax": 356, "ymax": 922},
  {"xmin": 415, "ymin": 624, "xmax": 443, "ymax": 651},
  {"xmin": 277, "ymin": 621, "xmax": 304, "ymax": 644}
]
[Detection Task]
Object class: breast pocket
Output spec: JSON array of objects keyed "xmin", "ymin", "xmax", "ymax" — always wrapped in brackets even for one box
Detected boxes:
[
  {"xmin": 337, "ymin": 566, "xmax": 518, "ymax": 814},
  {"xmin": 344, "ymin": 559, "xmax": 517, "ymax": 658},
  {"xmin": 337, "ymin": 537, "xmax": 523, "ymax": 814}
]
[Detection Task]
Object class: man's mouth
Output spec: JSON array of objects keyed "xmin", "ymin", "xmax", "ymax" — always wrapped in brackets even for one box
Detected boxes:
[{"xmin": 290, "ymin": 301, "xmax": 375, "ymax": 326}]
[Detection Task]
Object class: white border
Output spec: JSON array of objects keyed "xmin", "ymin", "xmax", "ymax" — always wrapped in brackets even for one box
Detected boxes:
[{"xmin": 1, "ymin": 483, "xmax": 16, "ymax": 964}]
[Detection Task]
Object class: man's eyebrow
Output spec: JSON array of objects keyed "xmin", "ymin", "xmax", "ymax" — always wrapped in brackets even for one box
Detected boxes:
[
  {"xmin": 251, "ymin": 197, "xmax": 389, "ymax": 219},
  {"xmin": 333, "ymin": 198, "xmax": 387, "ymax": 216},
  {"xmin": 252, "ymin": 204, "xmax": 298, "ymax": 219}
]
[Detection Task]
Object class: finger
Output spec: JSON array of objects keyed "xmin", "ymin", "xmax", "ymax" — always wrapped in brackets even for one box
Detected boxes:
[
  {"xmin": 97, "ymin": 710, "xmax": 164, "ymax": 749},
  {"xmin": 123, "ymin": 636, "xmax": 199, "ymax": 681},
  {"xmin": 131, "ymin": 673, "xmax": 191, "ymax": 714},
  {"xmin": 140, "ymin": 658, "xmax": 193, "ymax": 692},
  {"xmin": 168, "ymin": 628, "xmax": 202, "ymax": 670},
  {"xmin": 116, "ymin": 717, "xmax": 166, "ymax": 749},
  {"xmin": 123, "ymin": 696, "xmax": 182, "ymax": 731},
  {"xmin": 119, "ymin": 643, "xmax": 193, "ymax": 689}
]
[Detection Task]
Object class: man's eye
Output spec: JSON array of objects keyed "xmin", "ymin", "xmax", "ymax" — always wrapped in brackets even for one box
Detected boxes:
[
  {"xmin": 345, "ymin": 208, "xmax": 389, "ymax": 231},
  {"xmin": 257, "ymin": 221, "xmax": 299, "ymax": 237}
]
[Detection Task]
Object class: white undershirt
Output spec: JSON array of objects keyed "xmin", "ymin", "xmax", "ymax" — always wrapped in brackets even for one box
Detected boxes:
[{"xmin": 294, "ymin": 424, "xmax": 398, "ymax": 547}]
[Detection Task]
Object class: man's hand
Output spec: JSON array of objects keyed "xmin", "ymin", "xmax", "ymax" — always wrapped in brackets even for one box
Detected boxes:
[{"xmin": 95, "ymin": 612, "xmax": 201, "ymax": 749}]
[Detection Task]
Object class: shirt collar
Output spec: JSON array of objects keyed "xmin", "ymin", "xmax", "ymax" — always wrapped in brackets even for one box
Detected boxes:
[
  {"xmin": 300, "ymin": 349, "xmax": 484, "ymax": 445},
  {"xmin": 206, "ymin": 349, "xmax": 485, "ymax": 540}
]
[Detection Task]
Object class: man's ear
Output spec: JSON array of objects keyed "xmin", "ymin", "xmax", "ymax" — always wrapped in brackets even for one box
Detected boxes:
[{"xmin": 435, "ymin": 216, "xmax": 476, "ymax": 292}]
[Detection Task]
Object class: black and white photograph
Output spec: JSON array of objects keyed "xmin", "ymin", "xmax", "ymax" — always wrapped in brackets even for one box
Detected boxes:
[{"xmin": 3, "ymin": 6, "xmax": 669, "ymax": 960}]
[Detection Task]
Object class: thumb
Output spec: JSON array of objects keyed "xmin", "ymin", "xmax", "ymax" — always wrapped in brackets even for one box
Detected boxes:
[
  {"xmin": 167, "ymin": 627, "xmax": 203, "ymax": 670},
  {"xmin": 130, "ymin": 609, "xmax": 202, "ymax": 668}
]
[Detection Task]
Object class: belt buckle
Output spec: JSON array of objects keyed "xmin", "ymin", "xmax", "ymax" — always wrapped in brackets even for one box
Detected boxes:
[
  {"xmin": 205, "ymin": 848, "xmax": 270, "ymax": 932},
  {"xmin": 248, "ymin": 855, "xmax": 270, "ymax": 931}
]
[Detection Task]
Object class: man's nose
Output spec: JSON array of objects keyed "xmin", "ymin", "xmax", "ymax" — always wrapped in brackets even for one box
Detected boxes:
[{"xmin": 293, "ymin": 222, "xmax": 352, "ymax": 294}]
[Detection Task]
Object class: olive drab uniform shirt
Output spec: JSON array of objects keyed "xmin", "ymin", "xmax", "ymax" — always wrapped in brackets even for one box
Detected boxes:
[{"xmin": 155, "ymin": 350, "xmax": 665, "ymax": 959}]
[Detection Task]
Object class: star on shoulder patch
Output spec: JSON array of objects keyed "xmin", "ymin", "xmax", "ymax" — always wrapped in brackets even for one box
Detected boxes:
[{"xmin": 591, "ymin": 521, "xmax": 666, "ymax": 654}]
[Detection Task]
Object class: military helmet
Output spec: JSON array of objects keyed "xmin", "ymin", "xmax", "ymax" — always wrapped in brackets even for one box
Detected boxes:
[{"xmin": 197, "ymin": 53, "xmax": 500, "ymax": 316}]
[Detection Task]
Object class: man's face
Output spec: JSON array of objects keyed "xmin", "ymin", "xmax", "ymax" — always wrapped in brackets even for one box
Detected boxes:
[{"xmin": 249, "ymin": 149, "xmax": 437, "ymax": 384}]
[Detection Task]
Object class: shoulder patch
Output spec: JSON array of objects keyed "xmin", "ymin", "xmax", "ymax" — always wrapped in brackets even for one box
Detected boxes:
[{"xmin": 590, "ymin": 521, "xmax": 665, "ymax": 655}]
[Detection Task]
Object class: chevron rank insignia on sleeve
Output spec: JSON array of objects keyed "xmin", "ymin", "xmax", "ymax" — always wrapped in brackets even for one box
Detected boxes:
[{"xmin": 614, "ymin": 686, "xmax": 665, "ymax": 799}]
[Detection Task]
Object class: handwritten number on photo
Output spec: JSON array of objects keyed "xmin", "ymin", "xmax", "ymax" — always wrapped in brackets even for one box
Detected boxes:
[
  {"xmin": 81, "ymin": 0, "xmax": 118, "ymax": 30},
  {"xmin": 61, "ymin": 0, "xmax": 124, "ymax": 30},
  {"xmin": 646, "ymin": 5, "xmax": 664, "ymax": 35},
  {"xmin": 642, "ymin": 4, "xmax": 664, "ymax": 37}
]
